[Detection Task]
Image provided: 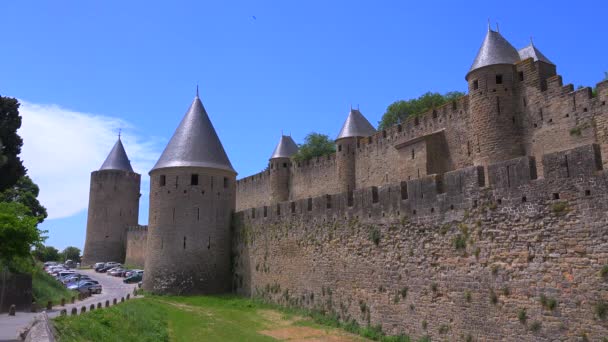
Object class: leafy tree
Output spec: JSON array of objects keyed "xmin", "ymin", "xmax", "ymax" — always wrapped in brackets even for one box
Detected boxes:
[
  {"xmin": 291, "ymin": 133, "xmax": 336, "ymax": 162},
  {"xmin": 33, "ymin": 245, "xmax": 61, "ymax": 262},
  {"xmin": 60, "ymin": 246, "xmax": 81, "ymax": 263},
  {"xmin": 0, "ymin": 176, "xmax": 47, "ymax": 223},
  {"xmin": 0, "ymin": 96, "xmax": 26, "ymax": 191},
  {"xmin": 0, "ymin": 202, "xmax": 43, "ymax": 271},
  {"xmin": 378, "ymin": 91, "xmax": 465, "ymax": 130}
]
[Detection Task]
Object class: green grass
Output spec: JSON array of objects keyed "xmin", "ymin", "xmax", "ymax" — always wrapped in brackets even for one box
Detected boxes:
[
  {"xmin": 32, "ymin": 267, "xmax": 77, "ymax": 305},
  {"xmin": 53, "ymin": 295, "xmax": 431, "ymax": 342}
]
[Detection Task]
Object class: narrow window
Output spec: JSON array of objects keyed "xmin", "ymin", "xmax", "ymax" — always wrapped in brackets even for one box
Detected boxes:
[
  {"xmin": 283, "ymin": 163, "xmax": 287, "ymax": 168},
  {"xmin": 223, "ymin": 177, "xmax": 229, "ymax": 188},
  {"xmin": 207, "ymin": 236, "xmax": 211, "ymax": 250},
  {"xmin": 291, "ymin": 202, "xmax": 296, "ymax": 213},
  {"xmin": 523, "ymin": 98, "xmax": 527, "ymax": 107},
  {"xmin": 496, "ymin": 97, "xmax": 501, "ymax": 114},
  {"xmin": 496, "ymin": 74, "xmax": 503, "ymax": 84},
  {"xmin": 411, "ymin": 149, "xmax": 415, "ymax": 159},
  {"xmin": 277, "ymin": 204, "xmax": 281, "ymax": 215},
  {"xmin": 183, "ymin": 236, "xmax": 186, "ymax": 249},
  {"xmin": 263, "ymin": 206, "xmax": 267, "ymax": 217},
  {"xmin": 564, "ymin": 155, "xmax": 570, "ymax": 178},
  {"xmin": 251, "ymin": 208, "xmax": 255, "ymax": 218},
  {"xmin": 326, "ymin": 194, "xmax": 332, "ymax": 209},
  {"xmin": 191, "ymin": 174, "xmax": 198, "ymax": 185},
  {"xmin": 197, "ymin": 207, "xmax": 200, "ymax": 221},
  {"xmin": 467, "ymin": 141, "xmax": 471, "ymax": 156},
  {"xmin": 372, "ymin": 187, "xmax": 379, "ymax": 203},
  {"xmin": 347, "ymin": 191, "xmax": 354, "ymax": 207},
  {"xmin": 553, "ymin": 193, "xmax": 560, "ymax": 200},
  {"xmin": 307, "ymin": 198, "xmax": 313, "ymax": 211},
  {"xmin": 338, "ymin": 145, "xmax": 342, "ymax": 152},
  {"xmin": 400, "ymin": 181, "xmax": 408, "ymax": 200},
  {"xmin": 473, "ymin": 80, "xmax": 479, "ymax": 90},
  {"xmin": 518, "ymin": 71, "xmax": 524, "ymax": 81},
  {"xmin": 160, "ymin": 175, "xmax": 166, "ymax": 186},
  {"xmin": 539, "ymin": 109, "xmax": 543, "ymax": 121}
]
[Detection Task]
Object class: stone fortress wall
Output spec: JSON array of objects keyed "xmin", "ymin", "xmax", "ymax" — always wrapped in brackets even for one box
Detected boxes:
[
  {"xmin": 232, "ymin": 144, "xmax": 608, "ymax": 341},
  {"xmin": 235, "ymin": 70, "xmax": 608, "ymax": 211},
  {"xmin": 124, "ymin": 225, "xmax": 148, "ymax": 269}
]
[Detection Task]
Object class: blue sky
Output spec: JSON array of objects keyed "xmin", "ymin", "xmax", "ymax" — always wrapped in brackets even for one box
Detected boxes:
[{"xmin": 1, "ymin": 1, "xmax": 606, "ymax": 251}]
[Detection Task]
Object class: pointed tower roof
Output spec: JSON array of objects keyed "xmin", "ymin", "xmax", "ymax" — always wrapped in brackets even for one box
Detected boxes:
[
  {"xmin": 336, "ymin": 108, "xmax": 376, "ymax": 140},
  {"xmin": 518, "ymin": 42, "xmax": 554, "ymax": 65},
  {"xmin": 151, "ymin": 95, "xmax": 235, "ymax": 174},
  {"xmin": 99, "ymin": 137, "xmax": 134, "ymax": 172},
  {"xmin": 468, "ymin": 28, "xmax": 520, "ymax": 77},
  {"xmin": 270, "ymin": 135, "xmax": 298, "ymax": 159}
]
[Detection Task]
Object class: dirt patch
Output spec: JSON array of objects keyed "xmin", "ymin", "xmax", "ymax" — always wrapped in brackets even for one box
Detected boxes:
[
  {"xmin": 259, "ymin": 326, "xmax": 361, "ymax": 341},
  {"xmin": 258, "ymin": 309, "xmax": 298, "ymax": 326}
]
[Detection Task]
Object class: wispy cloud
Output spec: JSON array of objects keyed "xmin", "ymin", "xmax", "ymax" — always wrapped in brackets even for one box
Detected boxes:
[{"xmin": 18, "ymin": 101, "xmax": 160, "ymax": 220}]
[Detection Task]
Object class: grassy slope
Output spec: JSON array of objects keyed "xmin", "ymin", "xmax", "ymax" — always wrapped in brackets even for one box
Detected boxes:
[
  {"xmin": 53, "ymin": 295, "xmax": 365, "ymax": 342},
  {"xmin": 31, "ymin": 268, "xmax": 77, "ymax": 305}
]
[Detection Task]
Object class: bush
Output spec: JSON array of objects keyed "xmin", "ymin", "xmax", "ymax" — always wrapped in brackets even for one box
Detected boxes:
[
  {"xmin": 464, "ymin": 290, "xmax": 472, "ymax": 303},
  {"xmin": 600, "ymin": 265, "xmax": 608, "ymax": 279},
  {"xmin": 400, "ymin": 287, "xmax": 408, "ymax": 299},
  {"xmin": 595, "ymin": 300, "xmax": 607, "ymax": 320},
  {"xmin": 518, "ymin": 308, "xmax": 527, "ymax": 323},
  {"xmin": 489, "ymin": 289, "xmax": 498, "ymax": 305},
  {"xmin": 529, "ymin": 321, "xmax": 541, "ymax": 332},
  {"xmin": 369, "ymin": 228, "xmax": 381, "ymax": 246},
  {"xmin": 452, "ymin": 234, "xmax": 467, "ymax": 250},
  {"xmin": 551, "ymin": 202, "xmax": 569, "ymax": 214}
]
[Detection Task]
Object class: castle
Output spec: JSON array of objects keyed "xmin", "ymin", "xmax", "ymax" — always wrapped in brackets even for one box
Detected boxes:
[{"xmin": 82, "ymin": 27, "xmax": 608, "ymax": 340}]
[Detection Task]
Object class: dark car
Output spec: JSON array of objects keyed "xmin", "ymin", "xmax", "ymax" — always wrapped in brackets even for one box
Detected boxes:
[{"xmin": 123, "ymin": 271, "xmax": 143, "ymax": 283}]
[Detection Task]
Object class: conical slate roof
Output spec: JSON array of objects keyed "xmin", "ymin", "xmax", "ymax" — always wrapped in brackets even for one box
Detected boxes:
[
  {"xmin": 336, "ymin": 108, "xmax": 376, "ymax": 140},
  {"xmin": 468, "ymin": 29, "xmax": 520, "ymax": 76},
  {"xmin": 518, "ymin": 43, "xmax": 554, "ymax": 65},
  {"xmin": 151, "ymin": 95, "xmax": 235, "ymax": 174},
  {"xmin": 99, "ymin": 137, "xmax": 134, "ymax": 172},
  {"xmin": 270, "ymin": 135, "xmax": 298, "ymax": 159}
]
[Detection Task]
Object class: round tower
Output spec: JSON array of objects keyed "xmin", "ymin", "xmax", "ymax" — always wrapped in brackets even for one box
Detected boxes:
[
  {"xmin": 143, "ymin": 92, "xmax": 236, "ymax": 295},
  {"xmin": 269, "ymin": 135, "xmax": 298, "ymax": 202},
  {"xmin": 335, "ymin": 108, "xmax": 376, "ymax": 193},
  {"xmin": 82, "ymin": 137, "xmax": 140, "ymax": 266},
  {"xmin": 466, "ymin": 27, "xmax": 524, "ymax": 167}
]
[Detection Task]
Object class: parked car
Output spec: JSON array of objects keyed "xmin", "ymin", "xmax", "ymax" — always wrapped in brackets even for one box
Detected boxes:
[
  {"xmin": 123, "ymin": 271, "xmax": 143, "ymax": 283},
  {"xmin": 99, "ymin": 263, "xmax": 121, "ymax": 273},
  {"xmin": 124, "ymin": 269, "xmax": 143, "ymax": 278},
  {"xmin": 94, "ymin": 262, "xmax": 105, "ymax": 271},
  {"xmin": 65, "ymin": 259, "xmax": 76, "ymax": 268},
  {"xmin": 55, "ymin": 270, "xmax": 76, "ymax": 279},
  {"xmin": 62, "ymin": 274, "xmax": 91, "ymax": 285},
  {"xmin": 68, "ymin": 281, "xmax": 102, "ymax": 294},
  {"xmin": 66, "ymin": 279, "xmax": 99, "ymax": 288},
  {"xmin": 108, "ymin": 268, "xmax": 127, "ymax": 277}
]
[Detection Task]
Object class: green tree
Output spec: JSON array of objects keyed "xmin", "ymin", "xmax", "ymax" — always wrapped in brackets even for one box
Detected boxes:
[
  {"xmin": 33, "ymin": 245, "xmax": 61, "ymax": 262},
  {"xmin": 0, "ymin": 96, "xmax": 26, "ymax": 191},
  {"xmin": 291, "ymin": 133, "xmax": 336, "ymax": 162},
  {"xmin": 60, "ymin": 246, "xmax": 81, "ymax": 263},
  {"xmin": 0, "ymin": 202, "xmax": 44, "ymax": 271},
  {"xmin": 378, "ymin": 91, "xmax": 465, "ymax": 130},
  {"xmin": 0, "ymin": 176, "xmax": 47, "ymax": 223}
]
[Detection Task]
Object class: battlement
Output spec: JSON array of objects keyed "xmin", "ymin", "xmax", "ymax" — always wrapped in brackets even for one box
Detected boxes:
[
  {"xmin": 238, "ymin": 144, "xmax": 604, "ymax": 224},
  {"xmin": 126, "ymin": 225, "xmax": 148, "ymax": 232}
]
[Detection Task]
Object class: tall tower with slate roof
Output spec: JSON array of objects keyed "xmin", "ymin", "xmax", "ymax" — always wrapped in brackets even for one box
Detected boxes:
[
  {"xmin": 466, "ymin": 27, "xmax": 525, "ymax": 167},
  {"xmin": 82, "ymin": 136, "xmax": 141, "ymax": 266},
  {"xmin": 269, "ymin": 135, "xmax": 298, "ymax": 203},
  {"xmin": 335, "ymin": 108, "xmax": 376, "ymax": 193},
  {"xmin": 143, "ymin": 92, "xmax": 237, "ymax": 295}
]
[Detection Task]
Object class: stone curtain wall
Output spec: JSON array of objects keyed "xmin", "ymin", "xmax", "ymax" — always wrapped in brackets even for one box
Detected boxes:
[
  {"xmin": 236, "ymin": 170, "xmax": 270, "ymax": 211},
  {"xmin": 125, "ymin": 225, "xmax": 148, "ymax": 269},
  {"xmin": 232, "ymin": 144, "xmax": 608, "ymax": 341}
]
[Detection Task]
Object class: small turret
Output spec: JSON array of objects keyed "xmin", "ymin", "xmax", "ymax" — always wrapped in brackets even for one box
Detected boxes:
[
  {"xmin": 269, "ymin": 135, "xmax": 298, "ymax": 203},
  {"xmin": 335, "ymin": 108, "xmax": 375, "ymax": 193},
  {"xmin": 466, "ymin": 27, "xmax": 524, "ymax": 167},
  {"xmin": 82, "ymin": 136, "xmax": 140, "ymax": 266},
  {"xmin": 143, "ymin": 90, "xmax": 236, "ymax": 295},
  {"xmin": 518, "ymin": 39, "xmax": 557, "ymax": 90}
]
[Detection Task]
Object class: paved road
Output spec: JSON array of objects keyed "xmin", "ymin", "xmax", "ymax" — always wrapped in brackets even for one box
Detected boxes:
[{"xmin": 0, "ymin": 269, "xmax": 138, "ymax": 341}]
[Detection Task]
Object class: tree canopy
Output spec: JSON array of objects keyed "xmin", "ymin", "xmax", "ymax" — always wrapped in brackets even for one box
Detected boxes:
[
  {"xmin": 291, "ymin": 133, "xmax": 336, "ymax": 162},
  {"xmin": 61, "ymin": 246, "xmax": 81, "ymax": 263},
  {"xmin": 0, "ymin": 96, "xmax": 26, "ymax": 191},
  {"xmin": 33, "ymin": 245, "xmax": 61, "ymax": 262},
  {"xmin": 0, "ymin": 202, "xmax": 44, "ymax": 271},
  {"xmin": 0, "ymin": 176, "xmax": 48, "ymax": 223},
  {"xmin": 377, "ymin": 91, "xmax": 465, "ymax": 130}
]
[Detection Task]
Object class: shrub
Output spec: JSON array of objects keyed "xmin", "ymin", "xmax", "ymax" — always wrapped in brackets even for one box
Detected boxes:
[
  {"xmin": 438, "ymin": 324, "xmax": 449, "ymax": 334},
  {"xmin": 529, "ymin": 321, "xmax": 541, "ymax": 332},
  {"xmin": 540, "ymin": 294, "xmax": 557, "ymax": 311},
  {"xmin": 491, "ymin": 265, "xmax": 499, "ymax": 275},
  {"xmin": 518, "ymin": 308, "xmax": 527, "ymax": 323},
  {"xmin": 400, "ymin": 287, "xmax": 408, "ymax": 299},
  {"xmin": 430, "ymin": 283, "xmax": 438, "ymax": 293},
  {"xmin": 439, "ymin": 224, "xmax": 450, "ymax": 235},
  {"xmin": 489, "ymin": 289, "xmax": 498, "ymax": 305},
  {"xmin": 421, "ymin": 320, "xmax": 427, "ymax": 330},
  {"xmin": 474, "ymin": 247, "xmax": 480, "ymax": 259},
  {"xmin": 464, "ymin": 290, "xmax": 472, "ymax": 303},
  {"xmin": 502, "ymin": 286, "xmax": 510, "ymax": 297},
  {"xmin": 551, "ymin": 202, "xmax": 569, "ymax": 214},
  {"xmin": 359, "ymin": 301, "xmax": 367, "ymax": 313},
  {"xmin": 595, "ymin": 300, "xmax": 607, "ymax": 320},
  {"xmin": 369, "ymin": 228, "xmax": 381, "ymax": 246},
  {"xmin": 360, "ymin": 324, "xmax": 383, "ymax": 340},
  {"xmin": 452, "ymin": 234, "xmax": 467, "ymax": 250},
  {"xmin": 600, "ymin": 265, "xmax": 608, "ymax": 279}
]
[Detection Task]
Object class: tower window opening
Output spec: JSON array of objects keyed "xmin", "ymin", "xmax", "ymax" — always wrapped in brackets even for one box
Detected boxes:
[
  {"xmin": 197, "ymin": 207, "xmax": 200, "ymax": 221},
  {"xmin": 183, "ymin": 236, "xmax": 186, "ymax": 249},
  {"xmin": 523, "ymin": 98, "xmax": 527, "ymax": 107},
  {"xmin": 277, "ymin": 204, "xmax": 281, "ymax": 215},
  {"xmin": 347, "ymin": 191, "xmax": 354, "ymax": 207},
  {"xmin": 283, "ymin": 163, "xmax": 287, "ymax": 168},
  {"xmin": 307, "ymin": 198, "xmax": 313, "ymax": 211},
  {"xmin": 372, "ymin": 187, "xmax": 379, "ymax": 203},
  {"xmin": 473, "ymin": 80, "xmax": 479, "ymax": 90},
  {"xmin": 400, "ymin": 181, "xmax": 408, "ymax": 200},
  {"xmin": 175, "ymin": 176, "xmax": 179, "ymax": 188},
  {"xmin": 326, "ymin": 194, "xmax": 332, "ymax": 209},
  {"xmin": 518, "ymin": 71, "xmax": 524, "ymax": 81},
  {"xmin": 291, "ymin": 202, "xmax": 296, "ymax": 214},
  {"xmin": 223, "ymin": 177, "xmax": 228, "ymax": 188},
  {"xmin": 251, "ymin": 208, "xmax": 255, "ymax": 218},
  {"xmin": 160, "ymin": 175, "xmax": 166, "ymax": 186},
  {"xmin": 338, "ymin": 145, "xmax": 342, "ymax": 152},
  {"xmin": 263, "ymin": 206, "xmax": 267, "ymax": 217},
  {"xmin": 191, "ymin": 174, "xmax": 198, "ymax": 185},
  {"xmin": 207, "ymin": 236, "xmax": 211, "ymax": 250},
  {"xmin": 496, "ymin": 74, "xmax": 503, "ymax": 84},
  {"xmin": 411, "ymin": 149, "xmax": 415, "ymax": 159}
]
